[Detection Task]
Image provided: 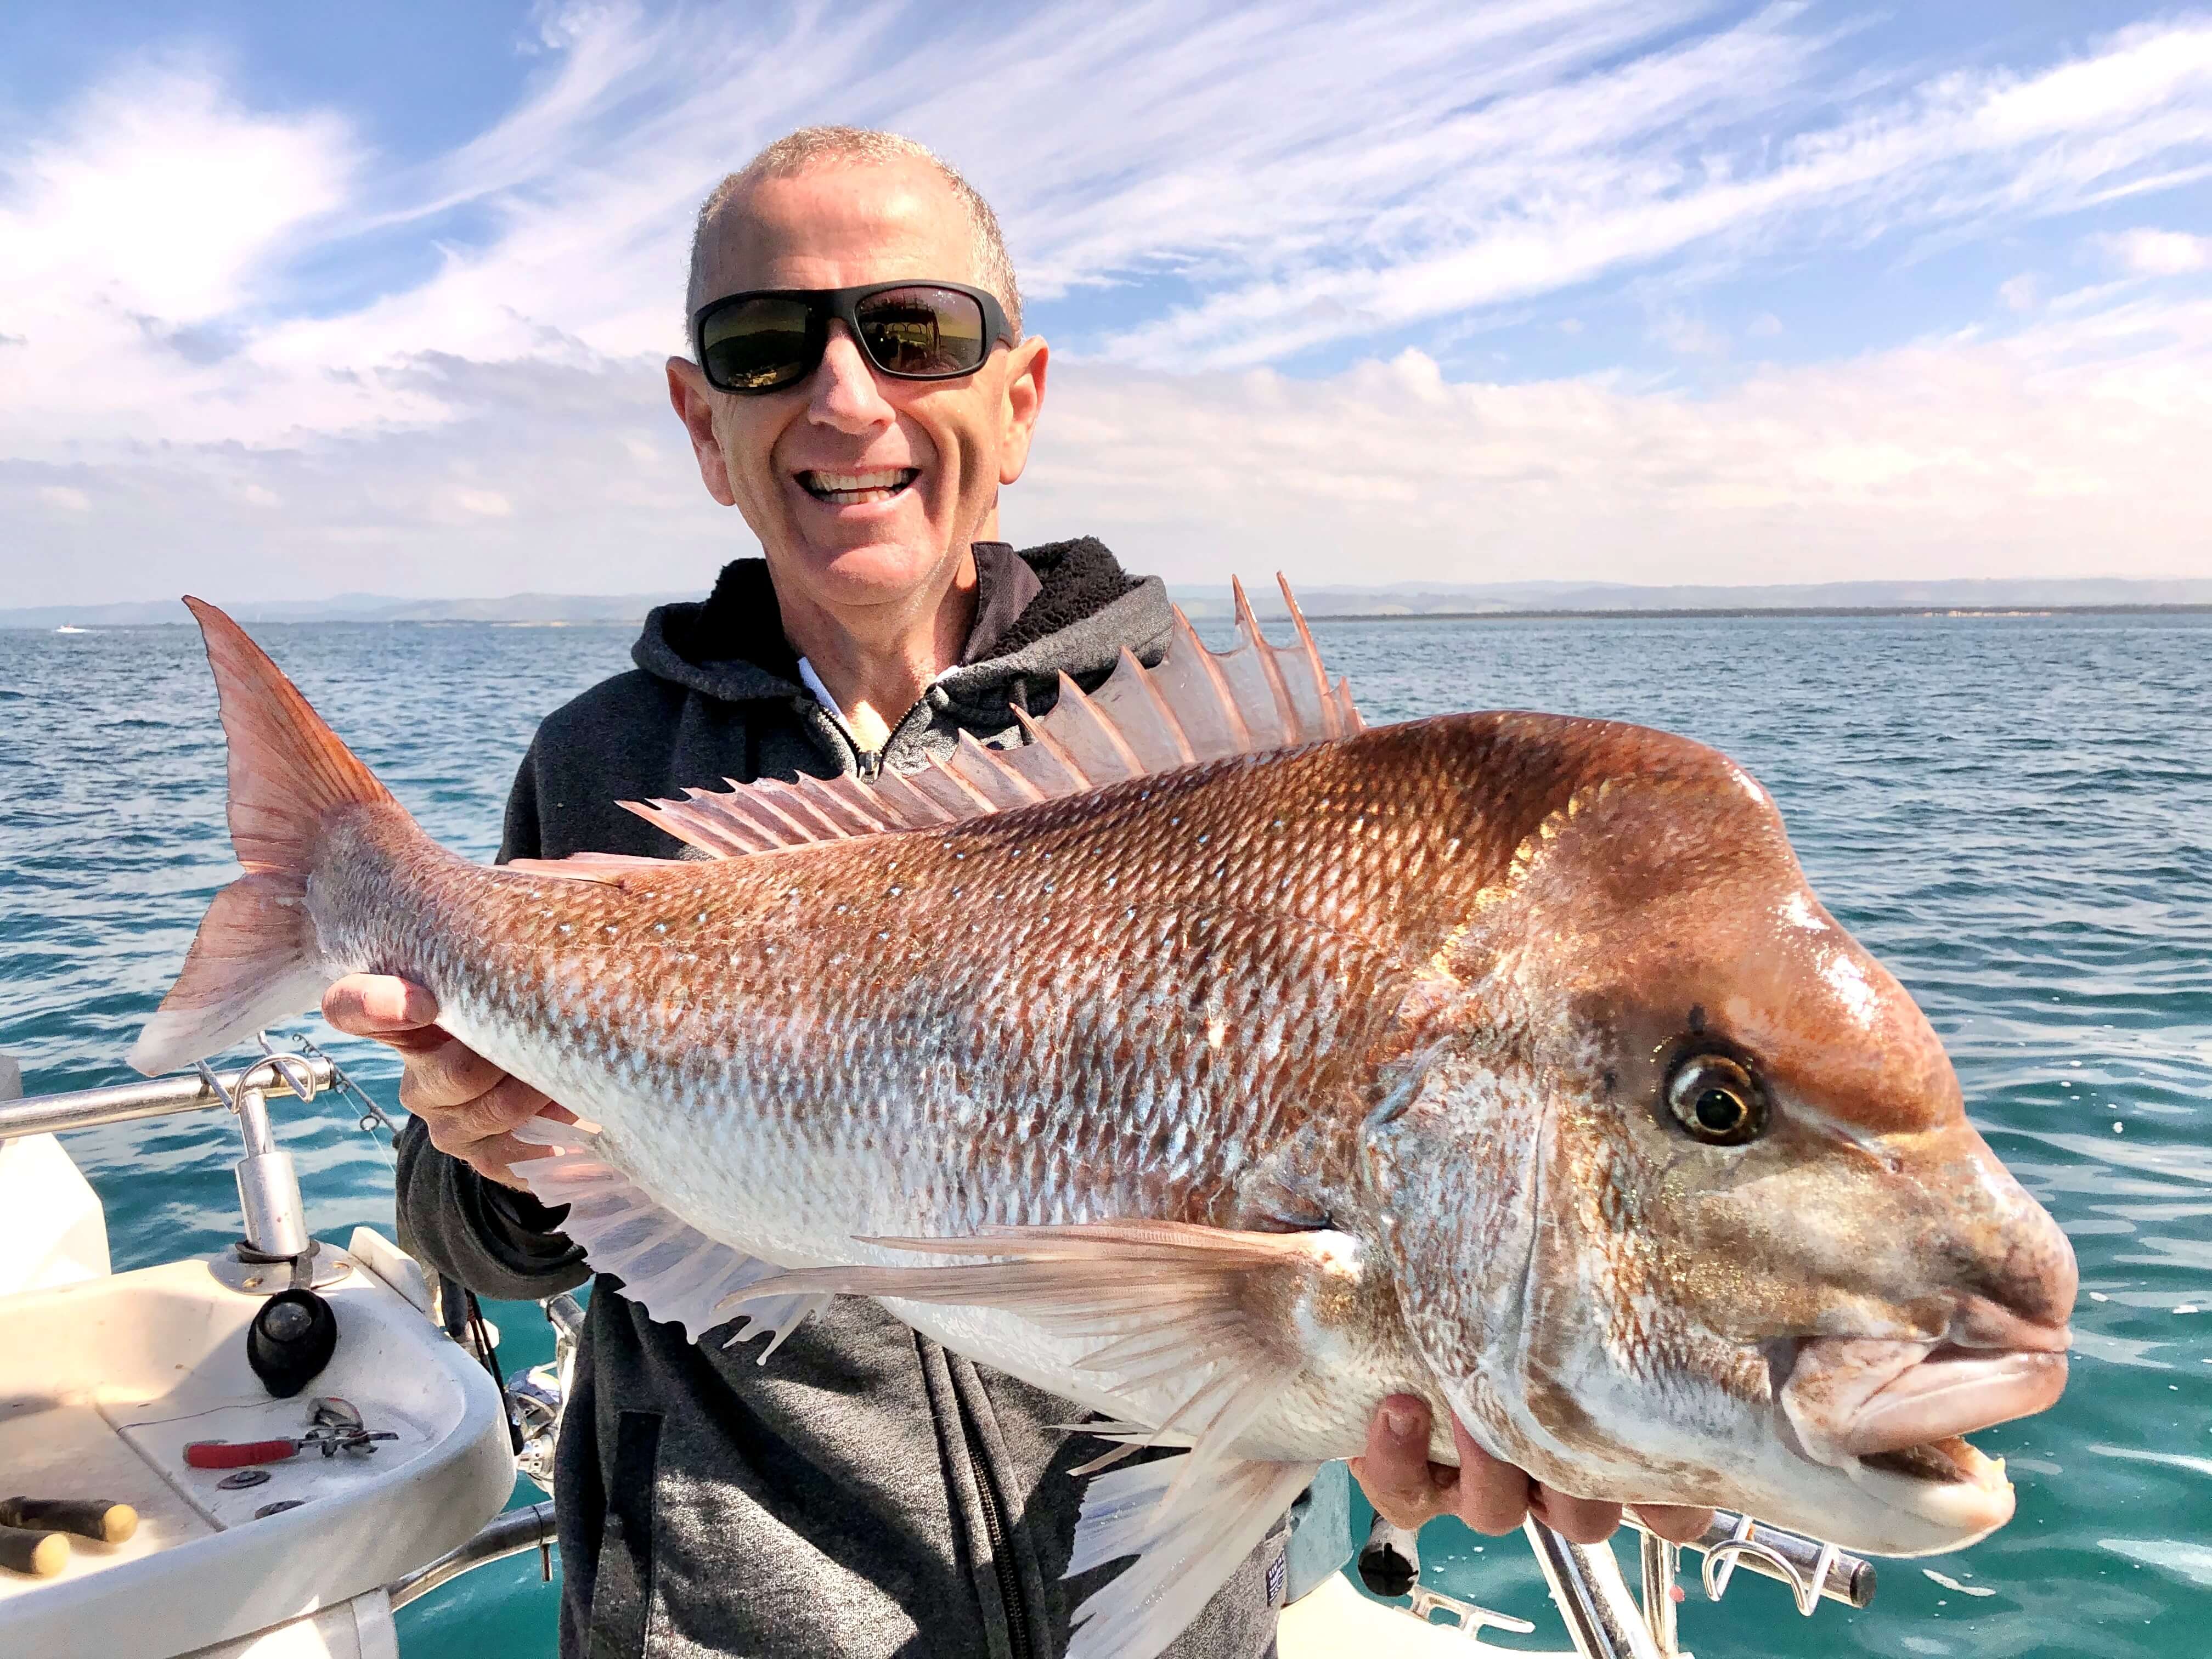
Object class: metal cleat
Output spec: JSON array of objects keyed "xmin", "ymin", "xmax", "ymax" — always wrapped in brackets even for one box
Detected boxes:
[{"xmin": 1359, "ymin": 1505, "xmax": 1867, "ymax": 1658}]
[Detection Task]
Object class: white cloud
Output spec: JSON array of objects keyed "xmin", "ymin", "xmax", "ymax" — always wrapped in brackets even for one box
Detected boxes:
[
  {"xmin": 2097, "ymin": 227, "xmax": 2212, "ymax": 275},
  {"xmin": 2000, "ymin": 274, "xmax": 2042, "ymax": 313},
  {"xmin": 36, "ymin": 485, "xmax": 90, "ymax": 512},
  {"xmin": 1651, "ymin": 311, "xmax": 1730, "ymax": 357},
  {"xmin": 1010, "ymin": 295, "xmax": 2212, "ymax": 585},
  {"xmin": 3, "ymin": 286, "xmax": 2207, "ymax": 606},
  {"xmin": 454, "ymin": 487, "xmax": 516, "ymax": 518},
  {"xmin": 0, "ymin": 59, "xmax": 361, "ymax": 449},
  {"xmin": 1746, "ymin": 311, "xmax": 1783, "ymax": 338}
]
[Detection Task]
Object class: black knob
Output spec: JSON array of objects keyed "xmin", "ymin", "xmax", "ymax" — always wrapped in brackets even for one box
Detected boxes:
[
  {"xmin": 247, "ymin": 1288, "xmax": 337, "ymax": 1397},
  {"xmin": 1357, "ymin": 1517, "xmax": 1421, "ymax": 1599}
]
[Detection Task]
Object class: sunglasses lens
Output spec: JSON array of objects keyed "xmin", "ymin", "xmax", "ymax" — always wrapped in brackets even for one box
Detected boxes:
[
  {"xmin": 855, "ymin": 286, "xmax": 989, "ymax": 378},
  {"xmin": 700, "ymin": 296, "xmax": 815, "ymax": 391}
]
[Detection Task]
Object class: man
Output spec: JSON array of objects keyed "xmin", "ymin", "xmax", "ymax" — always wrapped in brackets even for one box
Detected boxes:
[{"xmin": 328, "ymin": 127, "xmax": 1704, "ymax": 1658}]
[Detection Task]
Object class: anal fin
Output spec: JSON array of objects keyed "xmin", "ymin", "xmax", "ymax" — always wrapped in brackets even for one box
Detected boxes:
[
  {"xmin": 725, "ymin": 1221, "xmax": 1361, "ymax": 1658},
  {"xmin": 509, "ymin": 1116, "xmax": 825, "ymax": 1355},
  {"xmin": 1068, "ymin": 1454, "xmax": 1322, "ymax": 1659}
]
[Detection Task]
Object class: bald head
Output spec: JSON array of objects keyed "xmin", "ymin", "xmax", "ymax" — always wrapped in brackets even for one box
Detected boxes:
[{"xmin": 686, "ymin": 126, "xmax": 1021, "ymax": 334}]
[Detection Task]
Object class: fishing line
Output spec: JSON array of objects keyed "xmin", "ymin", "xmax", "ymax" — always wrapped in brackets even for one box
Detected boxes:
[{"xmin": 260, "ymin": 1029, "xmax": 400, "ymax": 1173}]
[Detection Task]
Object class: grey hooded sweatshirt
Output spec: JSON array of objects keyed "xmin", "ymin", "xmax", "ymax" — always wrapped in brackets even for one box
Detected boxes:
[{"xmin": 392, "ymin": 538, "xmax": 1290, "ymax": 1659}]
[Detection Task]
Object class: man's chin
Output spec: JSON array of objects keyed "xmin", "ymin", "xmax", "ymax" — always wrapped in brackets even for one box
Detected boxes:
[{"xmin": 774, "ymin": 533, "xmax": 965, "ymax": 605}]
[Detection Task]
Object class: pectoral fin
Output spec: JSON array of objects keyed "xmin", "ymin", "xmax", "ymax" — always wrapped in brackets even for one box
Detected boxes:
[{"xmin": 723, "ymin": 1220, "xmax": 1363, "ymax": 1471}]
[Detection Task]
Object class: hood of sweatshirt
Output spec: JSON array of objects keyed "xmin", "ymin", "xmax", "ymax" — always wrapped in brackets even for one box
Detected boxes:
[{"xmin": 630, "ymin": 537, "xmax": 1173, "ymax": 725}]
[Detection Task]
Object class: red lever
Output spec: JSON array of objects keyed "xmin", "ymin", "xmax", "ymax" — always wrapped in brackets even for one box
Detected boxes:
[{"xmin": 184, "ymin": 1438, "xmax": 301, "ymax": 1469}]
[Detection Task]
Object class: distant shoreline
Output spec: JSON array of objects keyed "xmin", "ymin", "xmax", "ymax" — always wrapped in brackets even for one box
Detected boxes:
[
  {"xmin": 1299, "ymin": 602, "xmax": 2212, "ymax": 622},
  {"xmin": 10, "ymin": 601, "xmax": 2212, "ymax": 632}
]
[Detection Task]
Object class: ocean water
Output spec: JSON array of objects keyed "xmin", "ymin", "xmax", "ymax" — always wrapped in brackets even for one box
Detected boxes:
[{"xmin": 1, "ymin": 610, "xmax": 2206, "ymax": 1659}]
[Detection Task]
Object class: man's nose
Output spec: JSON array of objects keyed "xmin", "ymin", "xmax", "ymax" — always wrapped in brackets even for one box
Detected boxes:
[{"xmin": 807, "ymin": 322, "xmax": 894, "ymax": 435}]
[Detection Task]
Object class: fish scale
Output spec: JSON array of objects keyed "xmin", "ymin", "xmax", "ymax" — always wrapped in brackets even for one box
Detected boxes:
[{"xmin": 135, "ymin": 585, "xmax": 2076, "ymax": 1659}]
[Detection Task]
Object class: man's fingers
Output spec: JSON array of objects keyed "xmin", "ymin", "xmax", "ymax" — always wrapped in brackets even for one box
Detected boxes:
[
  {"xmin": 439, "ymin": 1075, "xmax": 552, "ymax": 1146},
  {"xmin": 469, "ymin": 1131, "xmax": 544, "ymax": 1193},
  {"xmin": 323, "ymin": 975, "xmax": 439, "ymax": 1041},
  {"xmin": 1444, "ymin": 1412, "xmax": 1536, "ymax": 1536},
  {"xmin": 1628, "ymin": 1503, "xmax": 1716, "ymax": 1545},
  {"xmin": 1350, "ymin": 1395, "xmax": 1451, "ymax": 1529},
  {"xmin": 1530, "ymin": 1488, "xmax": 1622, "ymax": 1545},
  {"xmin": 398, "ymin": 1039, "xmax": 512, "ymax": 1115}
]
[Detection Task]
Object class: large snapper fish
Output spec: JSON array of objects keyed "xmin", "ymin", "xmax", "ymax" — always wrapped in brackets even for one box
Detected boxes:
[{"xmin": 136, "ymin": 588, "xmax": 2074, "ymax": 1659}]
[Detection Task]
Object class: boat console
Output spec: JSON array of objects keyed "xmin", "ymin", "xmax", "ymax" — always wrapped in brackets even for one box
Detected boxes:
[{"xmin": 0, "ymin": 1052, "xmax": 516, "ymax": 1659}]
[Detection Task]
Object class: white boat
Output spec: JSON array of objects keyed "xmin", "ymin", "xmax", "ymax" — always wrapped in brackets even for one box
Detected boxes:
[
  {"xmin": 0, "ymin": 1041, "xmax": 1867, "ymax": 1659},
  {"xmin": 52, "ymin": 625, "xmax": 89, "ymax": 635}
]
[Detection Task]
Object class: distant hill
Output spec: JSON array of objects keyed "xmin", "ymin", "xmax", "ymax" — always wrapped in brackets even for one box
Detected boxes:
[
  {"xmin": 7, "ymin": 575, "xmax": 2208, "ymax": 631},
  {"xmin": 1184, "ymin": 575, "xmax": 2212, "ymax": 619},
  {"xmin": 1, "ymin": 591, "xmax": 695, "ymax": 629}
]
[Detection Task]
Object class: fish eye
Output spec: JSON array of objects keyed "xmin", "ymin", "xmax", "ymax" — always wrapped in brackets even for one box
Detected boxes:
[{"xmin": 1665, "ymin": 1053, "xmax": 1769, "ymax": 1147}]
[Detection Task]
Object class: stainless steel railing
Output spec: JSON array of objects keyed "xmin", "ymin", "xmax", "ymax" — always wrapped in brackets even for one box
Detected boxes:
[
  {"xmin": 0, "ymin": 1059, "xmax": 336, "ymax": 1143},
  {"xmin": 386, "ymin": 1503, "xmax": 558, "ymax": 1610}
]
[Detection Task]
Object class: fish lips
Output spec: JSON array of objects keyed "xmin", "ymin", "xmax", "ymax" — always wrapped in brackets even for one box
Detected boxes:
[
  {"xmin": 1747, "ymin": 1328, "xmax": 2066, "ymax": 1555},
  {"xmin": 1776, "ymin": 1328, "xmax": 2070, "ymax": 1469}
]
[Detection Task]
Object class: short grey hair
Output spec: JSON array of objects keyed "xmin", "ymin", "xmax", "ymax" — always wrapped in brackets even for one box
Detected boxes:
[{"xmin": 686, "ymin": 126, "xmax": 1022, "ymax": 335}]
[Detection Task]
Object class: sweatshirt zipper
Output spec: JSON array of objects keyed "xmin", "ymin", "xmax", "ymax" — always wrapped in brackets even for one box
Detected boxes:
[
  {"xmin": 960, "ymin": 1407, "xmax": 1034, "ymax": 1659},
  {"xmin": 836, "ymin": 691, "xmax": 935, "ymax": 782}
]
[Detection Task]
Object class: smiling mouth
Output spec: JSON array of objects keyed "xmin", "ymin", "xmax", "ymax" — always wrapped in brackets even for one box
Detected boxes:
[{"xmin": 798, "ymin": 468, "xmax": 919, "ymax": 506}]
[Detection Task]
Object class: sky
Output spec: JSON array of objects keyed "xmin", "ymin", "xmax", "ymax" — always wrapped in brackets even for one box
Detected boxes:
[{"xmin": 2, "ymin": 0, "xmax": 2209, "ymax": 608}]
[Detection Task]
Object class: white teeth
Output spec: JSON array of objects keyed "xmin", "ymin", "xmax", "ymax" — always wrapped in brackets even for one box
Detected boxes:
[
  {"xmin": 802, "ymin": 468, "xmax": 919, "ymax": 503},
  {"xmin": 812, "ymin": 470, "xmax": 910, "ymax": 490}
]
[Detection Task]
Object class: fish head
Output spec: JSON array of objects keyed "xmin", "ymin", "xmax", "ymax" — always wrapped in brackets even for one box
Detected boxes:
[{"xmin": 1367, "ymin": 715, "xmax": 2076, "ymax": 1556}]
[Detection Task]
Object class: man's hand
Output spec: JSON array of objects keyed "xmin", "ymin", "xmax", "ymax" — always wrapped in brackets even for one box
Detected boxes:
[
  {"xmin": 1350, "ymin": 1393, "xmax": 1713, "ymax": 1547},
  {"xmin": 323, "ymin": 975, "xmax": 565, "ymax": 1190}
]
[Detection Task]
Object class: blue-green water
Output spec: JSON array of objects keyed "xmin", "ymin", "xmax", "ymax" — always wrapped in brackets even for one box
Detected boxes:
[{"xmin": 2, "ymin": 612, "xmax": 2207, "ymax": 1657}]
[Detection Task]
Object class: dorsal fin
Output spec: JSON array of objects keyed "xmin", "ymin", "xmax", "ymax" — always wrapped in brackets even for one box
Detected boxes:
[{"xmin": 619, "ymin": 574, "xmax": 1362, "ymax": 860}]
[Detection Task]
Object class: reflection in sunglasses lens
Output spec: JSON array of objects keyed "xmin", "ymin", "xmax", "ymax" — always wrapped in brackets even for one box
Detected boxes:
[
  {"xmin": 857, "ymin": 286, "xmax": 985, "ymax": 377},
  {"xmin": 703, "ymin": 297, "xmax": 814, "ymax": 391}
]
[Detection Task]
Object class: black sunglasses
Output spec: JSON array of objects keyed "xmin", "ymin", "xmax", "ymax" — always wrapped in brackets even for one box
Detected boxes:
[{"xmin": 690, "ymin": 281, "xmax": 1015, "ymax": 395}]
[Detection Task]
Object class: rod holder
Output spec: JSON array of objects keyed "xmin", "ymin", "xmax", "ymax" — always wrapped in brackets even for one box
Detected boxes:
[
  {"xmin": 1639, "ymin": 1531, "xmax": 1680, "ymax": 1654},
  {"xmin": 198, "ymin": 1058, "xmax": 319, "ymax": 1266}
]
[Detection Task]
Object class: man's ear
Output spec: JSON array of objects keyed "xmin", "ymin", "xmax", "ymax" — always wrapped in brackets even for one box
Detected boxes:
[
  {"xmin": 667, "ymin": 358, "xmax": 738, "ymax": 507},
  {"xmin": 996, "ymin": 337, "xmax": 1049, "ymax": 487}
]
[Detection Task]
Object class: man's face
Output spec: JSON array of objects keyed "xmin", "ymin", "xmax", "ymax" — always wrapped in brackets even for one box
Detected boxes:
[{"xmin": 669, "ymin": 159, "xmax": 1046, "ymax": 616}]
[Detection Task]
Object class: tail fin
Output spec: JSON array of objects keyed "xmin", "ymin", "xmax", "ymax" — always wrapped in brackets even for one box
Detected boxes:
[{"xmin": 128, "ymin": 597, "xmax": 394, "ymax": 1076}]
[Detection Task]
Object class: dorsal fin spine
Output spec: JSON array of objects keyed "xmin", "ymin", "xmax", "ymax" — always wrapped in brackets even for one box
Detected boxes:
[
  {"xmin": 1170, "ymin": 610, "xmax": 1252, "ymax": 755},
  {"xmin": 1232, "ymin": 577, "xmax": 1305, "ymax": 743},
  {"xmin": 1008, "ymin": 709, "xmax": 1093, "ymax": 793},
  {"xmin": 758, "ymin": 783, "xmax": 845, "ymax": 841},
  {"xmin": 952, "ymin": 732, "xmax": 1048, "ymax": 806},
  {"xmin": 1052, "ymin": 670, "xmax": 1147, "ymax": 780},
  {"xmin": 872, "ymin": 771, "xmax": 956, "ymax": 825},
  {"xmin": 1276, "ymin": 575, "xmax": 1340, "ymax": 738},
  {"xmin": 1116, "ymin": 645, "xmax": 1199, "ymax": 765}
]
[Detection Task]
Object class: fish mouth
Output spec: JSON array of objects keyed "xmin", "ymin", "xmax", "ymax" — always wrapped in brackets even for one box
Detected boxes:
[
  {"xmin": 1774, "ymin": 1330, "xmax": 2068, "ymax": 1526},
  {"xmin": 1859, "ymin": 1435, "xmax": 1994, "ymax": 1486}
]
